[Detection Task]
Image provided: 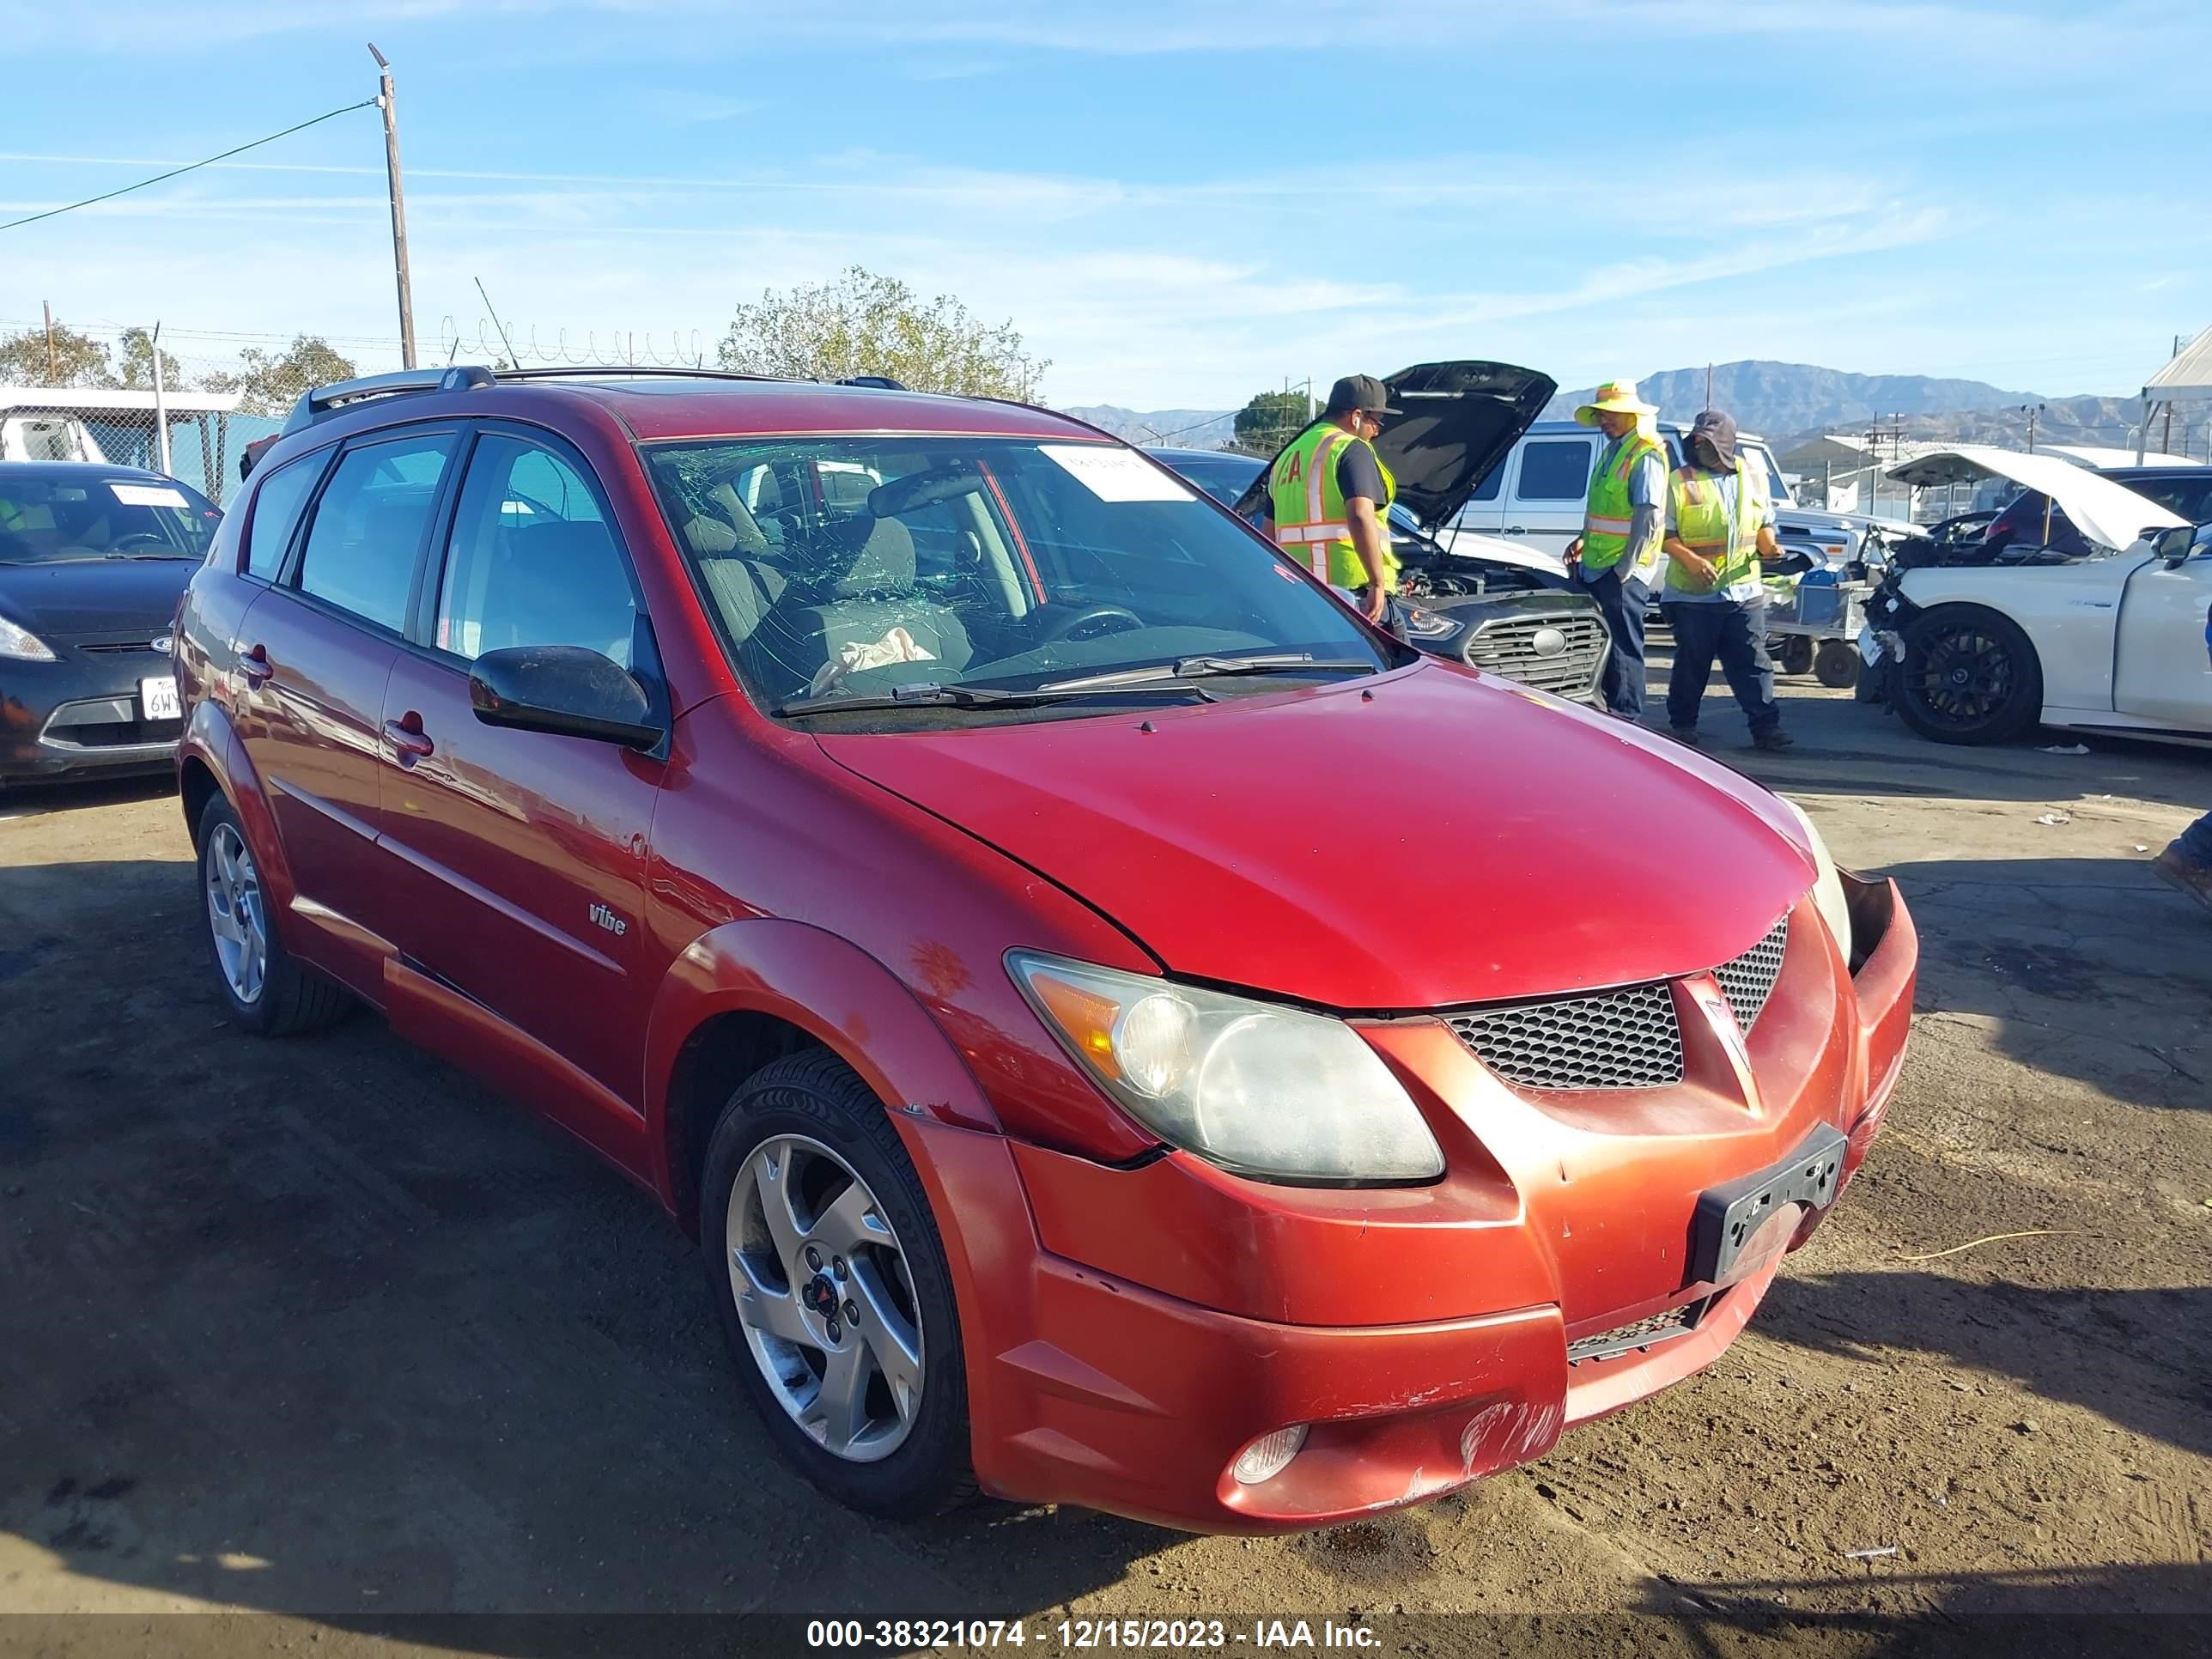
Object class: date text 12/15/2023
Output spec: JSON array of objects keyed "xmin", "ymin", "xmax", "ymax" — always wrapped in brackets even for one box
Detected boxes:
[{"xmin": 806, "ymin": 1620, "xmax": 1383, "ymax": 1650}]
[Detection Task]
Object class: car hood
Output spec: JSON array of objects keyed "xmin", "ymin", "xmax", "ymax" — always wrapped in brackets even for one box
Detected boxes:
[
  {"xmin": 0, "ymin": 556, "xmax": 196, "ymax": 638},
  {"xmin": 1887, "ymin": 446, "xmax": 2185, "ymax": 552},
  {"xmin": 1231, "ymin": 361, "xmax": 1557, "ymax": 534},
  {"xmin": 816, "ymin": 664, "xmax": 1814, "ymax": 1011}
]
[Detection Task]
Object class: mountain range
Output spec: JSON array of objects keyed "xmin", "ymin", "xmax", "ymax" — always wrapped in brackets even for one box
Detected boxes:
[{"xmin": 1064, "ymin": 361, "xmax": 2191, "ymax": 463}]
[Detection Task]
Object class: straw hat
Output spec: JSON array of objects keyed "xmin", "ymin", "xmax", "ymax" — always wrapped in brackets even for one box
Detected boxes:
[{"xmin": 1574, "ymin": 380, "xmax": 1660, "ymax": 425}]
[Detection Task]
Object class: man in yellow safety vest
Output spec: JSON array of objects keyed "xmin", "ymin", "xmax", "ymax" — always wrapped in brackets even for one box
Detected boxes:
[
  {"xmin": 1659, "ymin": 409, "xmax": 1792, "ymax": 751},
  {"xmin": 1259, "ymin": 374, "xmax": 1398, "ymax": 624},
  {"xmin": 1564, "ymin": 380, "xmax": 1667, "ymax": 720}
]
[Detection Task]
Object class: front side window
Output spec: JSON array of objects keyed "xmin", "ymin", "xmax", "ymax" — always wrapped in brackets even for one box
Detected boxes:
[
  {"xmin": 1743, "ymin": 442, "xmax": 1794, "ymax": 507},
  {"xmin": 434, "ymin": 434, "xmax": 635, "ymax": 667},
  {"xmin": 0, "ymin": 475, "xmax": 219, "ymax": 565},
  {"xmin": 245, "ymin": 453, "xmax": 323, "ymax": 580},
  {"xmin": 645, "ymin": 436, "xmax": 1393, "ymax": 726},
  {"xmin": 295, "ymin": 432, "xmax": 455, "ymax": 632},
  {"xmin": 1513, "ymin": 441, "xmax": 1594, "ymax": 501}
]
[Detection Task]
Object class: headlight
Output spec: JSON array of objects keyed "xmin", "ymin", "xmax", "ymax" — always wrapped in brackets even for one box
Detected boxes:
[
  {"xmin": 1778, "ymin": 797, "xmax": 1851, "ymax": 958},
  {"xmin": 1008, "ymin": 953, "xmax": 1444, "ymax": 1184},
  {"xmin": 1401, "ymin": 605, "xmax": 1461, "ymax": 640},
  {"xmin": 0, "ymin": 613, "xmax": 58, "ymax": 662}
]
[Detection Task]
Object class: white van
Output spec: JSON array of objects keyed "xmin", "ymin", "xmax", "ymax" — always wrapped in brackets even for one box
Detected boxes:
[{"xmin": 1449, "ymin": 418, "xmax": 1850, "ymax": 568}]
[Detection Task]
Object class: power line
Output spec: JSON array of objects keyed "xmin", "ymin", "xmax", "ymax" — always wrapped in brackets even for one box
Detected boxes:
[{"xmin": 0, "ymin": 100, "xmax": 377, "ymax": 234}]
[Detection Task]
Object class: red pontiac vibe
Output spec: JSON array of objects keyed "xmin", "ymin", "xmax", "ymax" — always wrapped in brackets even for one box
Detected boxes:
[{"xmin": 173, "ymin": 364, "xmax": 1916, "ymax": 1533}]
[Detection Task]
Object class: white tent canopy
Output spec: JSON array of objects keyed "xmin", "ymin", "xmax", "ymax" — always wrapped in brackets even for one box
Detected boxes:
[
  {"xmin": 2139, "ymin": 324, "xmax": 2212, "ymax": 461},
  {"xmin": 1886, "ymin": 445, "xmax": 2185, "ymax": 551}
]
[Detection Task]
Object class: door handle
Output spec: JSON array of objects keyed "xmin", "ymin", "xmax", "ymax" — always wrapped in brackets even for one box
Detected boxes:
[
  {"xmin": 383, "ymin": 714, "xmax": 434, "ymax": 761},
  {"xmin": 240, "ymin": 643, "xmax": 273, "ymax": 686},
  {"xmin": 1504, "ymin": 526, "xmax": 1528, "ymax": 535}
]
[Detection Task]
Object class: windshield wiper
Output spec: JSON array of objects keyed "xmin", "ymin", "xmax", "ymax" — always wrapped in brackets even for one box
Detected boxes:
[
  {"xmin": 1040, "ymin": 653, "xmax": 1376, "ymax": 693},
  {"xmin": 771, "ymin": 679, "xmax": 1211, "ymax": 719}
]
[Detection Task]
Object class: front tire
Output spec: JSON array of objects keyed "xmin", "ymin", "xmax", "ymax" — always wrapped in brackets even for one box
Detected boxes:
[
  {"xmin": 195, "ymin": 795, "xmax": 349, "ymax": 1036},
  {"xmin": 1895, "ymin": 607, "xmax": 2043, "ymax": 744},
  {"xmin": 701, "ymin": 1050, "xmax": 976, "ymax": 1520}
]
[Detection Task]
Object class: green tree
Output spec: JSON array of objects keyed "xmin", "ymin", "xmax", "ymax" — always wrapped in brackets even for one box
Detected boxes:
[
  {"xmin": 114, "ymin": 327, "xmax": 186, "ymax": 392},
  {"xmin": 1231, "ymin": 390, "xmax": 1314, "ymax": 458},
  {"xmin": 204, "ymin": 335, "xmax": 358, "ymax": 417},
  {"xmin": 717, "ymin": 265, "xmax": 1048, "ymax": 401},
  {"xmin": 0, "ymin": 318, "xmax": 117, "ymax": 388}
]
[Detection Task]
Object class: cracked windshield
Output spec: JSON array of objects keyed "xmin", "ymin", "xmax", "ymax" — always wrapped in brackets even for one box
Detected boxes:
[{"xmin": 643, "ymin": 436, "xmax": 1391, "ymax": 726}]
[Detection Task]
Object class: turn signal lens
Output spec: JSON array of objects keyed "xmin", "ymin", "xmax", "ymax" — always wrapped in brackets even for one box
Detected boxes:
[{"xmin": 1231, "ymin": 1425, "xmax": 1308, "ymax": 1486}]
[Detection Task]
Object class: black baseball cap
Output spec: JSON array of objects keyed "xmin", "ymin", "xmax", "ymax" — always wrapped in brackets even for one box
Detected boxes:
[{"xmin": 1324, "ymin": 374, "xmax": 1393, "ymax": 418}]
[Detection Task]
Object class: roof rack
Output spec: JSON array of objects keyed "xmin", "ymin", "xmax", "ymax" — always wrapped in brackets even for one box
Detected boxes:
[
  {"xmin": 279, "ymin": 365, "xmax": 496, "ymax": 434},
  {"xmin": 277, "ymin": 362, "xmax": 917, "ymax": 437}
]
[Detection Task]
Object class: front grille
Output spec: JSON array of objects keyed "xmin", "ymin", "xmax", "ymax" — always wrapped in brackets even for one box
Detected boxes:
[
  {"xmin": 1566, "ymin": 1297, "xmax": 1708, "ymax": 1365},
  {"xmin": 1462, "ymin": 612, "xmax": 1608, "ymax": 700},
  {"xmin": 1714, "ymin": 916, "xmax": 1790, "ymax": 1030},
  {"xmin": 1449, "ymin": 913, "xmax": 1793, "ymax": 1091},
  {"xmin": 76, "ymin": 640, "xmax": 160, "ymax": 655},
  {"xmin": 1449, "ymin": 980, "xmax": 1684, "ymax": 1091}
]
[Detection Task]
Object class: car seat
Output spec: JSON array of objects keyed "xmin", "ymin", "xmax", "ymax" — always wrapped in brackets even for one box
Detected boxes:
[
  {"xmin": 744, "ymin": 514, "xmax": 973, "ymax": 701},
  {"xmin": 474, "ymin": 519, "xmax": 637, "ymax": 663}
]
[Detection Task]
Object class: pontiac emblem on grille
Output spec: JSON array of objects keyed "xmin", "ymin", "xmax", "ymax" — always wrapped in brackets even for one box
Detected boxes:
[
  {"xmin": 1529, "ymin": 626, "xmax": 1569, "ymax": 658},
  {"xmin": 1684, "ymin": 974, "xmax": 1759, "ymax": 1106}
]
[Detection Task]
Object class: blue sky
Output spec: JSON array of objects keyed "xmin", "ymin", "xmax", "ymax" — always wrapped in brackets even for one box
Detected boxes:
[{"xmin": 3, "ymin": 0, "xmax": 2206, "ymax": 410}]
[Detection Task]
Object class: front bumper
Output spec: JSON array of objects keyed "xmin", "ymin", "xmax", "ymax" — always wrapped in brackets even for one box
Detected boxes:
[
  {"xmin": 0, "ymin": 645, "xmax": 182, "ymax": 781},
  {"xmin": 908, "ymin": 881, "xmax": 1916, "ymax": 1533}
]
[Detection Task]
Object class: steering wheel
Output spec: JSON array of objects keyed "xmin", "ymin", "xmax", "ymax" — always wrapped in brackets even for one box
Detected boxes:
[
  {"xmin": 107, "ymin": 533, "xmax": 171, "ymax": 552},
  {"xmin": 1036, "ymin": 604, "xmax": 1145, "ymax": 643}
]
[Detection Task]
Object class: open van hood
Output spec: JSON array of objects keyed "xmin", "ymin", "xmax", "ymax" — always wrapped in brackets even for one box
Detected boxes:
[
  {"xmin": 1886, "ymin": 446, "xmax": 2185, "ymax": 552},
  {"xmin": 1233, "ymin": 361, "xmax": 1556, "ymax": 532}
]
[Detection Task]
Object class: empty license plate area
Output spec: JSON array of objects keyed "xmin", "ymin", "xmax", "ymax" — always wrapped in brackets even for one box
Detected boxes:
[{"xmin": 1691, "ymin": 1126, "xmax": 1849, "ymax": 1285}]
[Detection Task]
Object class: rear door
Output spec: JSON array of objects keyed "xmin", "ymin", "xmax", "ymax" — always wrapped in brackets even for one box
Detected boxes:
[
  {"xmin": 1500, "ymin": 434, "xmax": 1596, "ymax": 558},
  {"xmin": 376, "ymin": 424, "xmax": 665, "ymax": 1130},
  {"xmin": 2114, "ymin": 537, "xmax": 2212, "ymax": 730},
  {"xmin": 231, "ymin": 427, "xmax": 458, "ymax": 993}
]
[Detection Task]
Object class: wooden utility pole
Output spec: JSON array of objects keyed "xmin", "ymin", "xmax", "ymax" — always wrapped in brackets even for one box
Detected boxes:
[
  {"xmin": 42, "ymin": 301, "xmax": 55, "ymax": 383},
  {"xmin": 368, "ymin": 43, "xmax": 418, "ymax": 368}
]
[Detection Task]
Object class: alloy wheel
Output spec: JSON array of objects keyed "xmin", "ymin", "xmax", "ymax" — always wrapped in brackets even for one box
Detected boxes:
[
  {"xmin": 204, "ymin": 822, "xmax": 268, "ymax": 1005},
  {"xmin": 726, "ymin": 1133, "xmax": 925, "ymax": 1462},
  {"xmin": 1911, "ymin": 623, "xmax": 2014, "ymax": 729}
]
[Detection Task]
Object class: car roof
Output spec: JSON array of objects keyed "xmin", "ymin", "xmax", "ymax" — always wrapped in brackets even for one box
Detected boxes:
[
  {"xmin": 286, "ymin": 369, "xmax": 1107, "ymax": 449},
  {"xmin": 0, "ymin": 459, "xmax": 177, "ymax": 482},
  {"xmin": 1521, "ymin": 417, "xmax": 1775, "ymax": 444}
]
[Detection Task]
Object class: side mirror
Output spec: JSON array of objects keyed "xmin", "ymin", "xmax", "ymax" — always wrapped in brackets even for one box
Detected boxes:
[
  {"xmin": 468, "ymin": 645, "xmax": 661, "ymax": 749},
  {"xmin": 2154, "ymin": 524, "xmax": 2197, "ymax": 563}
]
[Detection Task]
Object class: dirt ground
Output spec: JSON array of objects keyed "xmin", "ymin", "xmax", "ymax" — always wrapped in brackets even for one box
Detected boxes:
[{"xmin": 3, "ymin": 657, "xmax": 2209, "ymax": 1656}]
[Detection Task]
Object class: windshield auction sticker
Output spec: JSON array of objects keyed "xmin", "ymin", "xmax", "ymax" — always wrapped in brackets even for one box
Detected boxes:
[
  {"xmin": 1039, "ymin": 445, "xmax": 1198, "ymax": 503},
  {"xmin": 109, "ymin": 483, "xmax": 190, "ymax": 508}
]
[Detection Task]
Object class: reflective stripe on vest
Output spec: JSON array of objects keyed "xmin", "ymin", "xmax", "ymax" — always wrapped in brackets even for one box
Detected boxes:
[
  {"xmin": 1268, "ymin": 422, "xmax": 1401, "ymax": 591},
  {"xmin": 1580, "ymin": 431, "xmax": 1664, "ymax": 575},
  {"xmin": 1666, "ymin": 459, "xmax": 1766, "ymax": 599}
]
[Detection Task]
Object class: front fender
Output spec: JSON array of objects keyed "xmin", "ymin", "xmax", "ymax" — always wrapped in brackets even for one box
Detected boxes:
[
  {"xmin": 644, "ymin": 916, "xmax": 1005, "ymax": 1217},
  {"xmin": 179, "ymin": 698, "xmax": 296, "ymax": 911}
]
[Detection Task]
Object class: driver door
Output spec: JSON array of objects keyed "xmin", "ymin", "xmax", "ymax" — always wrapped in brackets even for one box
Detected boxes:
[
  {"xmin": 376, "ymin": 426, "xmax": 666, "ymax": 1150},
  {"xmin": 2114, "ymin": 535, "xmax": 2212, "ymax": 730}
]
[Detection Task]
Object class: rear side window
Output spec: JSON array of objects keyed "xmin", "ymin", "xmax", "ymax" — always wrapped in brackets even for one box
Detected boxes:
[
  {"xmin": 1470, "ymin": 463, "xmax": 1504, "ymax": 503},
  {"xmin": 1514, "ymin": 440, "xmax": 1595, "ymax": 501},
  {"xmin": 434, "ymin": 434, "xmax": 636, "ymax": 667},
  {"xmin": 244, "ymin": 453, "xmax": 322, "ymax": 580},
  {"xmin": 295, "ymin": 433, "xmax": 455, "ymax": 632}
]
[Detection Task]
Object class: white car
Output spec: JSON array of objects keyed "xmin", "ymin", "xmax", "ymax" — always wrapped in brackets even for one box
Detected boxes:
[{"xmin": 1867, "ymin": 447, "xmax": 2202, "ymax": 745}]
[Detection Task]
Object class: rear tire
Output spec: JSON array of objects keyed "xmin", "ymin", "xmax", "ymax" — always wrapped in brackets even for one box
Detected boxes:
[
  {"xmin": 1895, "ymin": 607, "xmax": 2043, "ymax": 745},
  {"xmin": 701, "ymin": 1050, "xmax": 977, "ymax": 1520},
  {"xmin": 195, "ymin": 795, "xmax": 350, "ymax": 1036}
]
